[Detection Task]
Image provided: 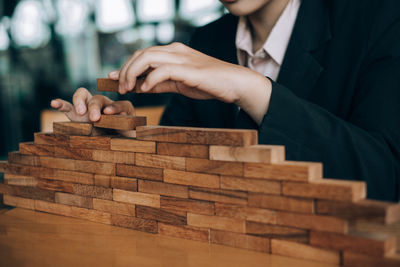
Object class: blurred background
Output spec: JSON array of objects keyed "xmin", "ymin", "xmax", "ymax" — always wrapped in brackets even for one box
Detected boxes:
[{"xmin": 0, "ymin": 0, "xmax": 225, "ymax": 160}]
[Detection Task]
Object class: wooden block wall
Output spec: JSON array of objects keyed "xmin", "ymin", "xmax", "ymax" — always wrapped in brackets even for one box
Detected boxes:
[{"xmin": 1, "ymin": 120, "xmax": 399, "ymax": 266}]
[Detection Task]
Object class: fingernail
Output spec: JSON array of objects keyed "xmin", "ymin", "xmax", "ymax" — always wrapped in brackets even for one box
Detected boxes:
[
  {"xmin": 77, "ymin": 104, "xmax": 86, "ymax": 114},
  {"xmin": 50, "ymin": 100, "xmax": 59, "ymax": 108},
  {"xmin": 104, "ymin": 106, "xmax": 113, "ymax": 113},
  {"xmin": 90, "ymin": 110, "xmax": 100, "ymax": 121}
]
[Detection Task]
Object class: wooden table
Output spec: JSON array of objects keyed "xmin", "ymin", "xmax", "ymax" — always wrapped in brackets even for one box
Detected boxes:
[{"xmin": 0, "ymin": 208, "xmax": 338, "ymax": 267}]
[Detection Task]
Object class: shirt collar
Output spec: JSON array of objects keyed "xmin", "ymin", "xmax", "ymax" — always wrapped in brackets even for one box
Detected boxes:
[{"xmin": 235, "ymin": 0, "xmax": 301, "ymax": 66}]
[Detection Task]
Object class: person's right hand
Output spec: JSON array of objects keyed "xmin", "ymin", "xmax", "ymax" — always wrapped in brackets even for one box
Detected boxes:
[{"xmin": 50, "ymin": 87, "xmax": 135, "ymax": 122}]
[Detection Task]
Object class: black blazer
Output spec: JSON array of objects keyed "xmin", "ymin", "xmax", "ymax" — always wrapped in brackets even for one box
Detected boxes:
[{"xmin": 160, "ymin": 0, "xmax": 400, "ymax": 201}]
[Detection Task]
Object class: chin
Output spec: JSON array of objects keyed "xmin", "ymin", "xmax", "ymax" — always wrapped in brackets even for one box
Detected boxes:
[{"xmin": 220, "ymin": 0, "xmax": 270, "ymax": 16}]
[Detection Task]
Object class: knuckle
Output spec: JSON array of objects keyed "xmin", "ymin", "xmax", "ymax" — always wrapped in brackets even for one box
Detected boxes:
[
  {"xmin": 171, "ymin": 42, "xmax": 185, "ymax": 50},
  {"xmin": 132, "ymin": 49, "xmax": 142, "ymax": 58}
]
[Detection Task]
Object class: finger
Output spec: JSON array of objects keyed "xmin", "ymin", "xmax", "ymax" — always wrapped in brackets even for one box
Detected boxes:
[
  {"xmin": 87, "ymin": 95, "xmax": 112, "ymax": 122},
  {"xmin": 141, "ymin": 63, "xmax": 188, "ymax": 93},
  {"xmin": 142, "ymin": 64, "xmax": 215, "ymax": 100},
  {"xmin": 72, "ymin": 88, "xmax": 92, "ymax": 115},
  {"xmin": 103, "ymin": 101, "xmax": 135, "ymax": 115},
  {"xmin": 51, "ymin": 99, "xmax": 74, "ymax": 113},
  {"xmin": 119, "ymin": 49, "xmax": 144, "ymax": 93},
  {"xmin": 119, "ymin": 45, "xmax": 178, "ymax": 93},
  {"xmin": 124, "ymin": 51, "xmax": 183, "ymax": 93},
  {"xmin": 108, "ymin": 70, "xmax": 120, "ymax": 80}
]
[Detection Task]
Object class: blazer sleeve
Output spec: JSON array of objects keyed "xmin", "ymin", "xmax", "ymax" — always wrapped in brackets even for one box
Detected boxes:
[{"xmin": 258, "ymin": 18, "xmax": 400, "ymax": 201}]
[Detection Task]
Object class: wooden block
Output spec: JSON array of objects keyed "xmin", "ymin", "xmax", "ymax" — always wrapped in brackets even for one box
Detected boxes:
[
  {"xmin": 160, "ymin": 196, "xmax": 214, "ymax": 215},
  {"xmin": 97, "ymin": 78, "xmax": 119, "ymax": 92},
  {"xmin": 220, "ymin": 176, "xmax": 281, "ymax": 194},
  {"xmin": 276, "ymin": 211, "xmax": 349, "ymax": 233},
  {"xmin": 40, "ymin": 156, "xmax": 75, "ymax": 170},
  {"xmin": 110, "ymin": 176, "xmax": 137, "ymax": 191},
  {"xmin": 8, "ymin": 152, "xmax": 40, "ymax": 166},
  {"xmin": 350, "ymin": 220, "xmax": 400, "ymax": 252},
  {"xmin": 316, "ymin": 199, "xmax": 400, "ymax": 224},
  {"xmin": 94, "ymin": 175, "xmax": 111, "ymax": 187},
  {"xmin": 92, "ymin": 150, "xmax": 135, "ymax": 164},
  {"xmin": 53, "ymin": 146, "xmax": 93, "ymax": 160},
  {"xmin": 164, "ymin": 169, "xmax": 219, "ymax": 189},
  {"xmin": 138, "ymin": 180, "xmax": 188, "ymax": 198},
  {"xmin": 14, "ymin": 186, "xmax": 55, "ymax": 202},
  {"xmin": 41, "ymin": 156, "xmax": 115, "ymax": 176},
  {"xmin": 34, "ymin": 132, "xmax": 69, "ymax": 146},
  {"xmin": 271, "ymin": 239, "xmax": 340, "ymax": 264},
  {"xmin": 0, "ymin": 164, "xmax": 51, "ymax": 179},
  {"xmin": 51, "ymin": 169, "xmax": 94, "ymax": 185},
  {"xmin": 215, "ymin": 203, "xmax": 276, "ymax": 224},
  {"xmin": 97, "ymin": 78, "xmax": 149, "ymax": 93},
  {"xmin": 244, "ymin": 161, "xmax": 322, "ymax": 182},
  {"xmin": 93, "ymin": 198, "xmax": 135, "ymax": 216},
  {"xmin": 94, "ymin": 115, "xmax": 146, "ymax": 130},
  {"xmin": 19, "ymin": 142, "xmax": 54, "ymax": 156},
  {"xmin": 248, "ymin": 193, "xmax": 314, "ymax": 213},
  {"xmin": 158, "ymin": 222, "xmax": 210, "ymax": 242},
  {"xmin": 116, "ymin": 164, "xmax": 163, "ymax": 181},
  {"xmin": 35, "ymin": 200, "xmax": 72, "ymax": 217},
  {"xmin": 69, "ymin": 135, "xmax": 111, "ymax": 150},
  {"xmin": 189, "ymin": 187, "xmax": 247, "ymax": 205},
  {"xmin": 310, "ymin": 231, "xmax": 397, "ymax": 257},
  {"xmin": 111, "ymin": 138, "xmax": 155, "ymax": 153},
  {"xmin": 74, "ymin": 159, "xmax": 115, "ymax": 175},
  {"xmin": 136, "ymin": 126, "xmax": 258, "ymax": 146},
  {"xmin": 136, "ymin": 153, "xmax": 185, "ymax": 171},
  {"xmin": 246, "ymin": 221, "xmax": 308, "ymax": 243},
  {"xmin": 157, "ymin": 142, "xmax": 209, "ymax": 159},
  {"xmin": 3, "ymin": 195, "xmax": 35, "ymax": 209},
  {"xmin": 210, "ymin": 145, "xmax": 285, "ymax": 163},
  {"xmin": 136, "ymin": 205, "xmax": 187, "ymax": 225},
  {"xmin": 111, "ymin": 214, "xmax": 158, "ymax": 233},
  {"xmin": 117, "ymin": 130, "xmax": 136, "ymax": 139},
  {"xmin": 53, "ymin": 121, "xmax": 107, "ymax": 136},
  {"xmin": 0, "ymin": 161, "xmax": 7, "ymax": 173},
  {"xmin": 73, "ymin": 184, "xmax": 112, "ymax": 200},
  {"xmin": 53, "ymin": 121, "xmax": 92, "ymax": 135},
  {"xmin": 186, "ymin": 158, "xmax": 243, "ymax": 176},
  {"xmin": 0, "ymin": 184, "xmax": 16, "ymax": 195},
  {"xmin": 55, "ymin": 192, "xmax": 93, "ymax": 208},
  {"xmin": 37, "ymin": 178, "xmax": 74, "ymax": 194},
  {"xmin": 210, "ymin": 230, "xmax": 270, "ymax": 253},
  {"xmin": 343, "ymin": 251, "xmax": 400, "ymax": 267},
  {"xmin": 282, "ymin": 179, "xmax": 366, "ymax": 202},
  {"xmin": 113, "ymin": 189, "xmax": 160, "ymax": 208},
  {"xmin": 70, "ymin": 205, "xmax": 111, "ymax": 224},
  {"xmin": 4, "ymin": 174, "xmax": 38, "ymax": 186},
  {"xmin": 187, "ymin": 213, "xmax": 245, "ymax": 233}
]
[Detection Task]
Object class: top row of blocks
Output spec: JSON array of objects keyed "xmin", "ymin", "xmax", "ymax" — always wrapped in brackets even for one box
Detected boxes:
[{"xmin": 53, "ymin": 121, "xmax": 258, "ymax": 147}]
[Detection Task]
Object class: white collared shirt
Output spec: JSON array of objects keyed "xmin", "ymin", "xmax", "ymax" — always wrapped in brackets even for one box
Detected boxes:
[{"xmin": 236, "ymin": 0, "xmax": 301, "ymax": 81}]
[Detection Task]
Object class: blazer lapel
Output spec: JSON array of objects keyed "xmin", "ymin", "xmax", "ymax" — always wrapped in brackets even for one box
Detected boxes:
[{"xmin": 277, "ymin": 0, "xmax": 332, "ymax": 97}]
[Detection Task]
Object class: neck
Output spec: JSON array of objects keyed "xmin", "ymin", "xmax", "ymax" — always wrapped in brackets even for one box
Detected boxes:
[{"xmin": 248, "ymin": 0, "xmax": 290, "ymax": 52}]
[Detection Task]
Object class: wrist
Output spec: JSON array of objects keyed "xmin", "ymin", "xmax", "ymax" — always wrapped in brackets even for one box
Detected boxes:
[{"xmin": 235, "ymin": 71, "xmax": 272, "ymax": 125}]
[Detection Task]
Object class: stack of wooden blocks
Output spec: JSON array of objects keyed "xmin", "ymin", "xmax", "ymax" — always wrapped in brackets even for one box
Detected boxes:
[{"xmin": 0, "ymin": 79, "xmax": 399, "ymax": 266}]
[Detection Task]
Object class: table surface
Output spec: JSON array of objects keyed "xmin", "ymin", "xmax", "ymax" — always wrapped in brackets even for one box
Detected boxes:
[{"xmin": 0, "ymin": 208, "xmax": 339, "ymax": 267}]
